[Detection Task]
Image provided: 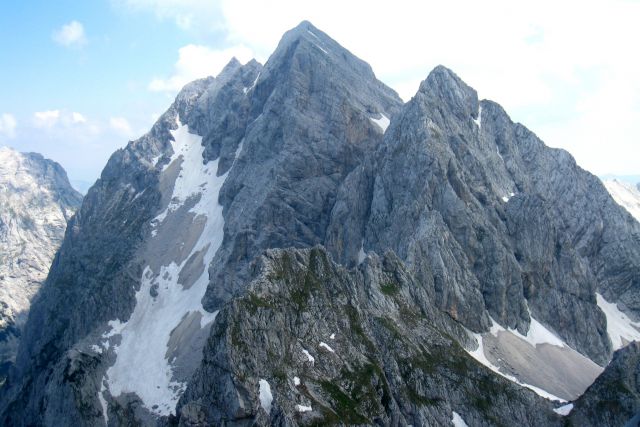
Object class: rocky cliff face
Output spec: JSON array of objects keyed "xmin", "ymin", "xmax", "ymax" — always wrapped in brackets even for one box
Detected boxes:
[
  {"xmin": 569, "ymin": 342, "xmax": 640, "ymax": 426},
  {"xmin": 177, "ymin": 247, "xmax": 561, "ymax": 426},
  {"xmin": 1, "ymin": 21, "xmax": 639, "ymax": 426},
  {"xmin": 0, "ymin": 147, "xmax": 82, "ymax": 383}
]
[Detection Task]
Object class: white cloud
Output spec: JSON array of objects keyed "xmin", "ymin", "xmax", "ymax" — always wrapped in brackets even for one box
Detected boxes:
[
  {"xmin": 33, "ymin": 110, "xmax": 96, "ymax": 130},
  {"xmin": 109, "ymin": 117, "xmax": 133, "ymax": 136},
  {"xmin": 72, "ymin": 112, "xmax": 87, "ymax": 124},
  {"xmin": 0, "ymin": 113, "xmax": 17, "ymax": 139},
  {"xmin": 111, "ymin": 0, "xmax": 223, "ymax": 31},
  {"xmin": 149, "ymin": 44, "xmax": 254, "ymax": 93},
  {"xmin": 52, "ymin": 21, "xmax": 87, "ymax": 48},
  {"xmin": 34, "ymin": 110, "xmax": 61, "ymax": 128}
]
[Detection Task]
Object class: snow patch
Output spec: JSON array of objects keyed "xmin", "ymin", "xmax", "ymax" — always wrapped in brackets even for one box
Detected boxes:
[
  {"xmin": 98, "ymin": 383, "xmax": 109, "ymax": 425},
  {"xmin": 357, "ymin": 241, "xmax": 366, "ymax": 265},
  {"xmin": 488, "ymin": 315, "xmax": 565, "ymax": 348},
  {"xmin": 243, "ymin": 72, "xmax": 261, "ymax": 95},
  {"xmin": 603, "ymin": 179, "xmax": 640, "ymax": 222},
  {"xmin": 91, "ymin": 345, "xmax": 103, "ymax": 354},
  {"xmin": 452, "ymin": 411, "xmax": 469, "ymax": 427},
  {"xmin": 293, "ymin": 376, "xmax": 300, "ymax": 386},
  {"xmin": 553, "ymin": 403, "xmax": 574, "ymax": 416},
  {"xmin": 311, "ymin": 42, "xmax": 328, "ymax": 54},
  {"xmin": 319, "ymin": 342, "xmax": 335, "ymax": 353},
  {"xmin": 101, "ymin": 119, "xmax": 229, "ymax": 416},
  {"xmin": 259, "ymin": 379, "xmax": 273, "ymax": 413},
  {"xmin": 302, "ymin": 349, "xmax": 315, "ymax": 364},
  {"xmin": 330, "ymin": 333, "xmax": 335, "ymax": 340},
  {"xmin": 502, "ymin": 196, "xmax": 510, "ymax": 203},
  {"xmin": 596, "ymin": 293, "xmax": 640, "ymax": 350},
  {"xmin": 370, "ymin": 113, "xmax": 390, "ymax": 133},
  {"xmin": 473, "ymin": 105, "xmax": 482, "ymax": 129},
  {"xmin": 307, "ymin": 30, "xmax": 320, "ymax": 40},
  {"xmin": 296, "ymin": 404, "xmax": 312, "ymax": 412}
]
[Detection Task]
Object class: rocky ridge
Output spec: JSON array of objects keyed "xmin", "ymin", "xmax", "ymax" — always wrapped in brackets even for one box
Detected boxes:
[{"xmin": 1, "ymin": 21, "xmax": 639, "ymax": 426}]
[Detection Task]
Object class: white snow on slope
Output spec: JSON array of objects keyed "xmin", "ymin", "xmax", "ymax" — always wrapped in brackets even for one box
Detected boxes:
[
  {"xmin": 452, "ymin": 411, "xmax": 469, "ymax": 427},
  {"xmin": 102, "ymin": 120, "xmax": 229, "ymax": 416},
  {"xmin": 370, "ymin": 113, "xmax": 390, "ymax": 133},
  {"xmin": 553, "ymin": 403, "xmax": 574, "ymax": 416},
  {"xmin": 467, "ymin": 332, "xmax": 566, "ymax": 402},
  {"xmin": 488, "ymin": 314, "xmax": 565, "ymax": 348},
  {"xmin": 603, "ymin": 179, "xmax": 640, "ymax": 222},
  {"xmin": 296, "ymin": 404, "xmax": 312, "ymax": 412},
  {"xmin": 596, "ymin": 293, "xmax": 640, "ymax": 350},
  {"xmin": 259, "ymin": 379, "xmax": 273, "ymax": 413},
  {"xmin": 357, "ymin": 240, "xmax": 366, "ymax": 265},
  {"xmin": 473, "ymin": 105, "xmax": 482, "ymax": 129},
  {"xmin": 302, "ymin": 349, "xmax": 315, "ymax": 364},
  {"xmin": 243, "ymin": 72, "xmax": 260, "ymax": 94},
  {"xmin": 319, "ymin": 342, "xmax": 335, "ymax": 353}
]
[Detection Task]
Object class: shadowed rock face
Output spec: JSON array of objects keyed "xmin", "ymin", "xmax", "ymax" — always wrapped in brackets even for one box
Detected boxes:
[
  {"xmin": 570, "ymin": 342, "xmax": 640, "ymax": 426},
  {"xmin": 1, "ymin": 20, "xmax": 640, "ymax": 427},
  {"xmin": 0, "ymin": 147, "xmax": 82, "ymax": 383}
]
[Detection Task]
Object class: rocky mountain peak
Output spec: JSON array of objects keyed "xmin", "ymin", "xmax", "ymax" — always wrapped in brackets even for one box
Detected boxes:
[
  {"xmin": 418, "ymin": 65, "xmax": 480, "ymax": 121},
  {"xmin": 2, "ymin": 22, "xmax": 640, "ymax": 427},
  {"xmin": 0, "ymin": 146, "xmax": 82, "ymax": 382}
]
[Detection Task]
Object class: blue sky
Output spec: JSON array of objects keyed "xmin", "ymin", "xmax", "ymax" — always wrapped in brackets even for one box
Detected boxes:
[{"xmin": 1, "ymin": 1, "xmax": 638, "ymax": 189}]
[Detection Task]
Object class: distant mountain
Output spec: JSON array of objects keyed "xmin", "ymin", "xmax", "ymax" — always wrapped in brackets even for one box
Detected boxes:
[
  {"xmin": 1, "ymin": 22, "xmax": 639, "ymax": 426},
  {"xmin": 600, "ymin": 173, "xmax": 640, "ymax": 185},
  {"xmin": 0, "ymin": 147, "xmax": 82, "ymax": 383},
  {"xmin": 603, "ymin": 179, "xmax": 640, "ymax": 222}
]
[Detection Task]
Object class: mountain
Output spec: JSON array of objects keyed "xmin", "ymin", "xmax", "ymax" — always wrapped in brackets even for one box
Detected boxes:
[
  {"xmin": 1, "ymin": 21, "xmax": 639, "ymax": 426},
  {"xmin": 603, "ymin": 179, "xmax": 640, "ymax": 222},
  {"xmin": 0, "ymin": 147, "xmax": 82, "ymax": 383}
]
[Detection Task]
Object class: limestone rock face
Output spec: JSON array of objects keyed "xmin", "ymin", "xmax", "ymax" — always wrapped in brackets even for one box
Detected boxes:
[
  {"xmin": 1, "ymin": 21, "xmax": 639, "ymax": 427},
  {"xmin": 328, "ymin": 65, "xmax": 640, "ymax": 366},
  {"xmin": 570, "ymin": 342, "xmax": 640, "ymax": 426},
  {"xmin": 0, "ymin": 147, "xmax": 82, "ymax": 382},
  {"xmin": 177, "ymin": 247, "xmax": 560, "ymax": 426}
]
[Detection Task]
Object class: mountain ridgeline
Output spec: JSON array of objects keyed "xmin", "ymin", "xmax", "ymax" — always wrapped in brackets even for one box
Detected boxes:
[{"xmin": 1, "ymin": 21, "xmax": 639, "ymax": 426}]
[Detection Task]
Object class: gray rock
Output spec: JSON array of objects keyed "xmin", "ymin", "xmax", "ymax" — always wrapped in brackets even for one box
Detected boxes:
[
  {"xmin": 2, "ymin": 20, "xmax": 639, "ymax": 427},
  {"xmin": 177, "ymin": 247, "xmax": 562, "ymax": 426},
  {"xmin": 570, "ymin": 342, "xmax": 640, "ymax": 426},
  {"xmin": 0, "ymin": 147, "xmax": 82, "ymax": 383},
  {"xmin": 327, "ymin": 65, "xmax": 640, "ymax": 365}
]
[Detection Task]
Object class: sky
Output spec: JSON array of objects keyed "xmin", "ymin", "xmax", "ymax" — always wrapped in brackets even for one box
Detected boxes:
[{"xmin": 1, "ymin": 0, "xmax": 638, "ymax": 190}]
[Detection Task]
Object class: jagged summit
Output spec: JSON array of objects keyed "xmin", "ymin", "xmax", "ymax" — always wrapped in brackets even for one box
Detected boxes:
[
  {"xmin": 417, "ymin": 65, "xmax": 480, "ymax": 121},
  {"xmin": 2, "ymin": 22, "xmax": 640, "ymax": 427}
]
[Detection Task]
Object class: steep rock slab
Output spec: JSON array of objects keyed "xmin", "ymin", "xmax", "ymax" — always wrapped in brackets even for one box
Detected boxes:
[
  {"xmin": 203, "ymin": 20, "xmax": 402, "ymax": 308},
  {"xmin": 0, "ymin": 147, "xmax": 81, "ymax": 382},
  {"xmin": 569, "ymin": 342, "xmax": 640, "ymax": 426},
  {"xmin": 328, "ymin": 65, "xmax": 640, "ymax": 366}
]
